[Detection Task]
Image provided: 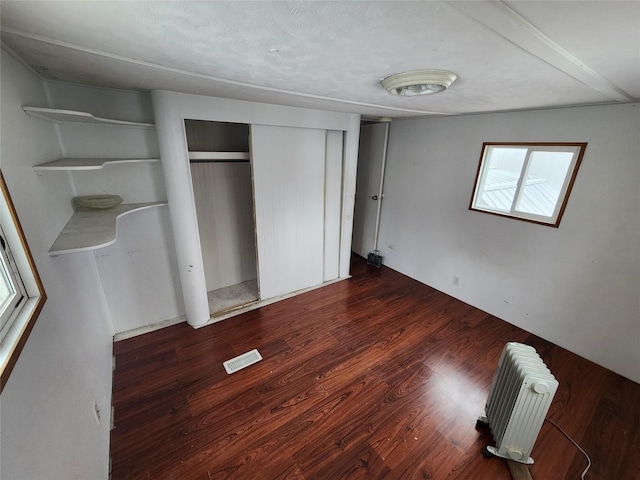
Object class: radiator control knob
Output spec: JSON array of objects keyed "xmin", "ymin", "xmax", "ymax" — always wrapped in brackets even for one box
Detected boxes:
[
  {"xmin": 507, "ymin": 448, "xmax": 524, "ymax": 460},
  {"xmin": 531, "ymin": 381, "xmax": 549, "ymax": 394}
]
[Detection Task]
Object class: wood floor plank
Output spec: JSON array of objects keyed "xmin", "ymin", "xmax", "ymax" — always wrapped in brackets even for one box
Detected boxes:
[{"xmin": 110, "ymin": 255, "xmax": 639, "ymax": 480}]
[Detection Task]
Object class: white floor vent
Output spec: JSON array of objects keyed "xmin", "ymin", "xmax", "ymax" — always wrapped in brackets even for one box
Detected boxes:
[{"xmin": 223, "ymin": 349, "xmax": 262, "ymax": 374}]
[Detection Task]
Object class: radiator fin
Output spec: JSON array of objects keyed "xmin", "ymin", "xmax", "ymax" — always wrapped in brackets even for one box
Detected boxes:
[{"xmin": 484, "ymin": 342, "xmax": 558, "ymax": 464}]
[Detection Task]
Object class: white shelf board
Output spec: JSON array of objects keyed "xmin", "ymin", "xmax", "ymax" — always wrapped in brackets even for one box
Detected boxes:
[
  {"xmin": 33, "ymin": 158, "xmax": 161, "ymax": 171},
  {"xmin": 49, "ymin": 202, "xmax": 168, "ymax": 255},
  {"xmin": 188, "ymin": 151, "xmax": 250, "ymax": 161},
  {"xmin": 23, "ymin": 106, "xmax": 155, "ymax": 128}
]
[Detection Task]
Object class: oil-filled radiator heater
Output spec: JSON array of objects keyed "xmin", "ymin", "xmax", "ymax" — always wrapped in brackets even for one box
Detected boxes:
[{"xmin": 478, "ymin": 342, "xmax": 558, "ymax": 464}]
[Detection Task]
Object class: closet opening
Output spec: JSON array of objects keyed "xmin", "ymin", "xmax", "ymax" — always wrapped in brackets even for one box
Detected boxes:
[{"xmin": 185, "ymin": 119, "xmax": 259, "ymax": 316}]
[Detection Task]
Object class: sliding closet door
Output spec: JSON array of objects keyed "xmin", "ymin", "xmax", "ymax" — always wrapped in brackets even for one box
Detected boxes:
[
  {"xmin": 251, "ymin": 125, "xmax": 326, "ymax": 299},
  {"xmin": 324, "ymin": 130, "xmax": 343, "ymax": 281}
]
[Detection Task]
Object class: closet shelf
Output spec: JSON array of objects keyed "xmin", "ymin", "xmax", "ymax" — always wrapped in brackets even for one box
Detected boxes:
[
  {"xmin": 188, "ymin": 151, "xmax": 250, "ymax": 161},
  {"xmin": 49, "ymin": 202, "xmax": 168, "ymax": 255},
  {"xmin": 33, "ymin": 158, "xmax": 160, "ymax": 171},
  {"xmin": 23, "ymin": 106, "xmax": 155, "ymax": 128}
]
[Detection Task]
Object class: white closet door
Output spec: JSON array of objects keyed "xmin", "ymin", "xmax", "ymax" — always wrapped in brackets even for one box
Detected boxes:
[
  {"xmin": 324, "ymin": 130, "xmax": 343, "ymax": 281},
  {"xmin": 251, "ymin": 125, "xmax": 326, "ymax": 300}
]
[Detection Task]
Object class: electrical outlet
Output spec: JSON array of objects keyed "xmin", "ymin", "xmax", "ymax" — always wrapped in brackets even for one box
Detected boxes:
[{"xmin": 453, "ymin": 276, "xmax": 460, "ymax": 286}]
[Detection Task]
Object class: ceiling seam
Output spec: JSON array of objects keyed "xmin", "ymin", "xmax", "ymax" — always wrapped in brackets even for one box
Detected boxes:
[
  {"xmin": 0, "ymin": 27, "xmax": 459, "ymax": 117},
  {"xmin": 496, "ymin": 1, "xmax": 635, "ymax": 101},
  {"xmin": 449, "ymin": 1, "xmax": 635, "ymax": 103}
]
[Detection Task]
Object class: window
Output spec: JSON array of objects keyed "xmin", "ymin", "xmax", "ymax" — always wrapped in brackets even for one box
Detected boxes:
[
  {"xmin": 470, "ymin": 143, "xmax": 587, "ymax": 227},
  {"xmin": 0, "ymin": 171, "xmax": 46, "ymax": 392},
  {"xmin": 0, "ymin": 225, "xmax": 27, "ymax": 337}
]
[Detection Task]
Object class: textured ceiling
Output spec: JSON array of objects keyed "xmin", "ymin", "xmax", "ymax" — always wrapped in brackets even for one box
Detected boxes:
[{"xmin": 1, "ymin": 1, "xmax": 638, "ymax": 118}]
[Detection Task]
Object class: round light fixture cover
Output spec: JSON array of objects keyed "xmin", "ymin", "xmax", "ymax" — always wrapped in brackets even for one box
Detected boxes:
[{"xmin": 381, "ymin": 70, "xmax": 458, "ymax": 96}]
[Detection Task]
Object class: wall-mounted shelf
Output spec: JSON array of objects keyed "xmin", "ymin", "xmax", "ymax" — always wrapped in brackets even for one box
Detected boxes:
[
  {"xmin": 33, "ymin": 158, "xmax": 161, "ymax": 171},
  {"xmin": 49, "ymin": 202, "xmax": 168, "ymax": 255},
  {"xmin": 188, "ymin": 151, "xmax": 250, "ymax": 162},
  {"xmin": 23, "ymin": 106, "xmax": 155, "ymax": 128},
  {"xmin": 24, "ymin": 105, "xmax": 165, "ymax": 255}
]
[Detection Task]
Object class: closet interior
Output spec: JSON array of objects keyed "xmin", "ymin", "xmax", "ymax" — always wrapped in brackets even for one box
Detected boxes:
[{"xmin": 185, "ymin": 119, "xmax": 259, "ymax": 316}]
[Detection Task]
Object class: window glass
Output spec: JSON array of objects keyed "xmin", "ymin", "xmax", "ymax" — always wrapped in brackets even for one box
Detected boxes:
[
  {"xmin": 476, "ymin": 147, "xmax": 527, "ymax": 213},
  {"xmin": 515, "ymin": 151, "xmax": 574, "ymax": 217},
  {"xmin": 0, "ymin": 253, "xmax": 18, "ymax": 328},
  {"xmin": 0, "ymin": 232, "xmax": 26, "ymax": 338},
  {"xmin": 470, "ymin": 143, "xmax": 587, "ymax": 227}
]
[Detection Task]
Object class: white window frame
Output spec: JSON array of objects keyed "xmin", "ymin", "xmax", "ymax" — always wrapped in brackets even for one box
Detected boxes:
[
  {"xmin": 469, "ymin": 142, "xmax": 587, "ymax": 227},
  {"xmin": 0, "ymin": 171, "xmax": 46, "ymax": 392},
  {"xmin": 0, "ymin": 225, "xmax": 28, "ymax": 335}
]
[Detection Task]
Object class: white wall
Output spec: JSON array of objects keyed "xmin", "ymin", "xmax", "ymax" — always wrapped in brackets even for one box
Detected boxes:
[
  {"xmin": 0, "ymin": 50, "xmax": 112, "ymax": 479},
  {"xmin": 375, "ymin": 103, "xmax": 640, "ymax": 383}
]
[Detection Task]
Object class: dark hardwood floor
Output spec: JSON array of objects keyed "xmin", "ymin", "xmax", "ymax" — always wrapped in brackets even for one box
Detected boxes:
[{"xmin": 110, "ymin": 255, "xmax": 640, "ymax": 480}]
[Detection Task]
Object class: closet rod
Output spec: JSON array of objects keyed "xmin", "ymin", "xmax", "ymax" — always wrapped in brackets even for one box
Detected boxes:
[
  {"xmin": 189, "ymin": 159, "xmax": 250, "ymax": 164},
  {"xmin": 189, "ymin": 151, "xmax": 250, "ymax": 161}
]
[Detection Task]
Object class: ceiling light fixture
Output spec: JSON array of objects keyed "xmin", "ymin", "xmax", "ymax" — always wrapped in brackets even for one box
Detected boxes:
[{"xmin": 381, "ymin": 69, "xmax": 458, "ymax": 96}]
